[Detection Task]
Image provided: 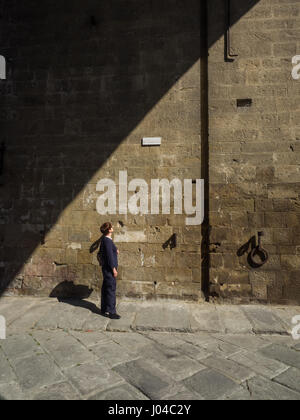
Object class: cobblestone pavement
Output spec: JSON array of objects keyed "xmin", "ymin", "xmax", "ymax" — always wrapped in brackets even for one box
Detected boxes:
[{"xmin": 0, "ymin": 297, "xmax": 300, "ymax": 400}]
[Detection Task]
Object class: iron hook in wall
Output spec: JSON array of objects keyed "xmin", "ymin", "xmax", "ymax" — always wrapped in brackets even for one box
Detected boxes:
[{"xmin": 248, "ymin": 232, "xmax": 269, "ymax": 268}]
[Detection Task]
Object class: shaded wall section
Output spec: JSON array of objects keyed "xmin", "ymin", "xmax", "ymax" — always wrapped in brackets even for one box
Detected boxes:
[
  {"xmin": 0, "ymin": 0, "xmax": 264, "ymax": 301},
  {"xmin": 0, "ymin": 0, "xmax": 203, "ymax": 300}
]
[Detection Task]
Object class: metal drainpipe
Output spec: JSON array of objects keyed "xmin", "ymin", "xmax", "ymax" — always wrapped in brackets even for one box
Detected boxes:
[{"xmin": 200, "ymin": 0, "xmax": 210, "ymax": 301}]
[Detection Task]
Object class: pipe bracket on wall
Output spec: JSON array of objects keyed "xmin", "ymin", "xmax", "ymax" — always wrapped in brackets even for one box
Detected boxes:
[{"xmin": 225, "ymin": 0, "xmax": 238, "ymax": 62}]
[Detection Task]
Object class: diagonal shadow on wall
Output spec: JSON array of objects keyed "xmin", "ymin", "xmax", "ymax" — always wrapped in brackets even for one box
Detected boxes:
[{"xmin": 0, "ymin": 0, "xmax": 260, "ymax": 296}]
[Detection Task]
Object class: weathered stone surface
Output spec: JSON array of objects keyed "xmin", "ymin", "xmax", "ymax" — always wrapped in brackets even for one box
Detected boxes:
[
  {"xmin": 213, "ymin": 334, "xmax": 270, "ymax": 352},
  {"xmin": 89, "ymin": 341, "xmax": 138, "ymax": 369},
  {"xmin": 8, "ymin": 301, "xmax": 57, "ymax": 333},
  {"xmin": 141, "ymin": 343, "xmax": 205, "ymax": 381},
  {"xmin": 69, "ymin": 330, "xmax": 112, "ymax": 348},
  {"xmin": 134, "ymin": 304, "xmax": 191, "ymax": 332},
  {"xmin": 106, "ymin": 312, "xmax": 136, "ymax": 333},
  {"xmin": 107, "ymin": 331, "xmax": 153, "ymax": 353},
  {"xmin": 113, "ymin": 359, "xmax": 174, "ymax": 400},
  {"xmin": 229, "ymin": 351, "xmax": 288, "ymax": 379},
  {"xmin": 35, "ymin": 301, "xmax": 92, "ymax": 330},
  {"xmin": 259, "ymin": 344, "xmax": 300, "ymax": 370},
  {"xmin": 273, "ymin": 367, "xmax": 300, "ymax": 394},
  {"xmin": 223, "ymin": 387, "xmax": 253, "ymax": 401},
  {"xmin": 1, "ymin": 0, "xmax": 299, "ymax": 305},
  {"xmin": 0, "ymin": 381, "xmax": 27, "ymax": 400},
  {"xmin": 183, "ymin": 368, "xmax": 242, "ymax": 400},
  {"xmin": 215, "ymin": 305, "xmax": 253, "ymax": 334},
  {"xmin": 174, "ymin": 342, "xmax": 213, "ymax": 361},
  {"xmin": 81, "ymin": 312, "xmax": 110, "ymax": 332},
  {"xmin": 32, "ymin": 381, "xmax": 81, "ymax": 400},
  {"xmin": 243, "ymin": 376, "xmax": 300, "ymax": 400},
  {"xmin": 0, "ymin": 298, "xmax": 37, "ymax": 325},
  {"xmin": 188, "ymin": 304, "xmax": 224, "ymax": 333},
  {"xmin": 32, "ymin": 330, "xmax": 97, "ymax": 369},
  {"xmin": 88, "ymin": 383, "xmax": 149, "ymax": 400},
  {"xmin": 0, "ymin": 333, "xmax": 42, "ymax": 361},
  {"xmin": 64, "ymin": 361, "xmax": 125, "ymax": 397},
  {"xmin": 240, "ymin": 305, "xmax": 288, "ymax": 334},
  {"xmin": 1, "ymin": 296, "xmax": 300, "ymax": 400},
  {"xmin": 200, "ymin": 355, "xmax": 255, "ymax": 383},
  {"xmin": 11, "ymin": 354, "xmax": 64, "ymax": 391},
  {"xmin": 0, "ymin": 350, "xmax": 16, "ymax": 385},
  {"xmin": 160, "ymin": 383, "xmax": 204, "ymax": 400},
  {"xmin": 197, "ymin": 338, "xmax": 242, "ymax": 358},
  {"xmin": 270, "ymin": 306, "xmax": 300, "ymax": 334}
]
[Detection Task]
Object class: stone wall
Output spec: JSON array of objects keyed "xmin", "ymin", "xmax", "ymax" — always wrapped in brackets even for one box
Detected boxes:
[
  {"xmin": 0, "ymin": 0, "xmax": 203, "ymax": 300},
  {"xmin": 1, "ymin": 0, "xmax": 300, "ymax": 304},
  {"xmin": 208, "ymin": 0, "xmax": 300, "ymax": 304}
]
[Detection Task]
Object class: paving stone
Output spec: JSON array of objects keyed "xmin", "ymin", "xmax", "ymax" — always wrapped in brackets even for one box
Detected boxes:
[
  {"xmin": 89, "ymin": 340, "xmax": 139, "ymax": 368},
  {"xmin": 81, "ymin": 312, "xmax": 110, "ymax": 331},
  {"xmin": 0, "ymin": 298, "xmax": 37, "ymax": 326},
  {"xmin": 141, "ymin": 343, "xmax": 205, "ymax": 381},
  {"xmin": 134, "ymin": 305, "xmax": 191, "ymax": 332},
  {"xmin": 116, "ymin": 301, "xmax": 139, "ymax": 314},
  {"xmin": 89, "ymin": 383, "xmax": 149, "ymax": 400},
  {"xmin": 159, "ymin": 382, "xmax": 204, "ymax": 400},
  {"xmin": 0, "ymin": 381, "xmax": 27, "ymax": 400},
  {"xmin": 243, "ymin": 376, "xmax": 300, "ymax": 400},
  {"xmin": 174, "ymin": 342, "xmax": 212, "ymax": 361},
  {"xmin": 213, "ymin": 334, "xmax": 270, "ymax": 352},
  {"xmin": 64, "ymin": 360, "xmax": 125, "ymax": 397},
  {"xmin": 11, "ymin": 354, "xmax": 64, "ymax": 391},
  {"xmin": 223, "ymin": 387, "xmax": 253, "ymax": 400},
  {"xmin": 105, "ymin": 332, "xmax": 153, "ymax": 353},
  {"xmin": 1, "ymin": 297, "xmax": 299, "ymax": 401},
  {"xmin": 113, "ymin": 358, "xmax": 174, "ymax": 400},
  {"xmin": 201, "ymin": 355, "xmax": 255, "ymax": 383},
  {"xmin": 183, "ymin": 368, "xmax": 242, "ymax": 400},
  {"xmin": 31, "ymin": 381, "xmax": 82, "ymax": 400},
  {"xmin": 241, "ymin": 305, "xmax": 288, "ymax": 335},
  {"xmin": 106, "ymin": 312, "xmax": 136, "ymax": 332},
  {"xmin": 69, "ymin": 330, "xmax": 112, "ymax": 348},
  {"xmin": 8, "ymin": 301, "xmax": 57, "ymax": 333},
  {"xmin": 175, "ymin": 332, "xmax": 217, "ymax": 347},
  {"xmin": 0, "ymin": 298, "xmax": 23, "ymax": 314},
  {"xmin": 198, "ymin": 337, "xmax": 242, "ymax": 357},
  {"xmin": 271, "ymin": 307, "xmax": 300, "ymax": 334},
  {"xmin": 32, "ymin": 330, "xmax": 97, "ymax": 368},
  {"xmin": 188, "ymin": 304, "xmax": 224, "ymax": 333},
  {"xmin": 259, "ymin": 344, "xmax": 300, "ymax": 370},
  {"xmin": 229, "ymin": 351, "xmax": 288, "ymax": 379},
  {"xmin": 292, "ymin": 341, "xmax": 300, "ymax": 351},
  {"xmin": 35, "ymin": 301, "xmax": 91, "ymax": 330},
  {"xmin": 0, "ymin": 333, "xmax": 43, "ymax": 360},
  {"xmin": 145, "ymin": 331, "xmax": 188, "ymax": 348},
  {"xmin": 0, "ymin": 349, "xmax": 16, "ymax": 385},
  {"xmin": 216, "ymin": 305, "xmax": 253, "ymax": 334},
  {"xmin": 261, "ymin": 334, "xmax": 299, "ymax": 348},
  {"xmin": 273, "ymin": 367, "xmax": 300, "ymax": 393}
]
